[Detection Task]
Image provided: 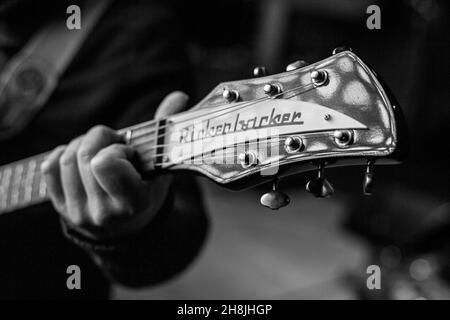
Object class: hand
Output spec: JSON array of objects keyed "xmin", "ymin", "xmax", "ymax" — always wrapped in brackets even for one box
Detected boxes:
[{"xmin": 41, "ymin": 91, "xmax": 189, "ymax": 240}]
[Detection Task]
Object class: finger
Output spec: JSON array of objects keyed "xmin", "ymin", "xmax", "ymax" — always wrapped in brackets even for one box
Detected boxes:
[
  {"xmin": 154, "ymin": 91, "xmax": 189, "ymax": 119},
  {"xmin": 77, "ymin": 125, "xmax": 122, "ymax": 202},
  {"xmin": 60, "ymin": 136, "xmax": 86, "ymax": 225},
  {"xmin": 90, "ymin": 143, "xmax": 143, "ymax": 212},
  {"xmin": 41, "ymin": 145, "xmax": 66, "ymax": 212}
]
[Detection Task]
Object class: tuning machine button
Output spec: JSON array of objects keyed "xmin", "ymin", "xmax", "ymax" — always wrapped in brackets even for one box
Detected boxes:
[
  {"xmin": 332, "ymin": 46, "xmax": 353, "ymax": 55},
  {"xmin": 260, "ymin": 179, "xmax": 290, "ymax": 210},
  {"xmin": 222, "ymin": 89, "xmax": 239, "ymax": 102},
  {"xmin": 363, "ymin": 160, "xmax": 375, "ymax": 195},
  {"xmin": 333, "ymin": 130, "xmax": 354, "ymax": 147},
  {"xmin": 285, "ymin": 60, "xmax": 308, "ymax": 71},
  {"xmin": 284, "ymin": 136, "xmax": 303, "ymax": 153},
  {"xmin": 238, "ymin": 151, "xmax": 258, "ymax": 168},
  {"xmin": 306, "ymin": 163, "xmax": 335, "ymax": 198},
  {"xmin": 263, "ymin": 83, "xmax": 282, "ymax": 96},
  {"xmin": 310, "ymin": 70, "xmax": 328, "ymax": 86},
  {"xmin": 253, "ymin": 66, "xmax": 268, "ymax": 77}
]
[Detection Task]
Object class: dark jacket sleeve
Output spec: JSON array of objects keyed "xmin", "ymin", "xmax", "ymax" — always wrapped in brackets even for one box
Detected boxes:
[
  {"xmin": 55, "ymin": 1, "xmax": 209, "ymax": 287},
  {"xmin": 61, "ymin": 177, "xmax": 208, "ymax": 287}
]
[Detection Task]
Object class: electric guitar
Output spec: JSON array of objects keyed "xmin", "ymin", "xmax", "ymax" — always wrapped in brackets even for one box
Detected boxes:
[{"xmin": 0, "ymin": 48, "xmax": 407, "ymax": 213}]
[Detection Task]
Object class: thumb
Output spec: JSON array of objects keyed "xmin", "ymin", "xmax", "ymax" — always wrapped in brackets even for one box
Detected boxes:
[{"xmin": 155, "ymin": 91, "xmax": 189, "ymax": 119}]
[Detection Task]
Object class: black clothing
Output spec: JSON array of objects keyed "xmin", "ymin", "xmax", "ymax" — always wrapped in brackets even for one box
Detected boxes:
[{"xmin": 0, "ymin": 0, "xmax": 207, "ymax": 299}]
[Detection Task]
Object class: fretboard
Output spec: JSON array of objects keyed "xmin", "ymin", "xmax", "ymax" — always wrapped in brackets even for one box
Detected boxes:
[
  {"xmin": 0, "ymin": 153, "xmax": 49, "ymax": 215},
  {"xmin": 0, "ymin": 118, "xmax": 164, "ymax": 216}
]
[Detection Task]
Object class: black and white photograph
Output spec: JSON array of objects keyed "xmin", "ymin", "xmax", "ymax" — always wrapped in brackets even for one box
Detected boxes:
[{"xmin": 0, "ymin": 0, "xmax": 449, "ymax": 307}]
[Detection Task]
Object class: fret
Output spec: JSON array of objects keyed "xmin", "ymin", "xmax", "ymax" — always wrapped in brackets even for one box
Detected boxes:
[
  {"xmin": 0, "ymin": 153, "xmax": 50, "ymax": 215},
  {"xmin": 124, "ymin": 121, "xmax": 161, "ymax": 171},
  {"xmin": 32, "ymin": 163, "xmax": 44, "ymax": 202},
  {"xmin": 0, "ymin": 120, "xmax": 165, "ymax": 215},
  {"xmin": 38, "ymin": 174, "xmax": 47, "ymax": 199},
  {"xmin": 10, "ymin": 163, "xmax": 24, "ymax": 207},
  {"xmin": 0, "ymin": 167, "xmax": 12, "ymax": 210},
  {"xmin": 24, "ymin": 159, "xmax": 37, "ymax": 202}
]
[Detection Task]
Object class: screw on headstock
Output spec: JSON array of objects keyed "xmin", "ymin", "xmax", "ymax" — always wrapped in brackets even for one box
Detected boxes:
[
  {"xmin": 260, "ymin": 179, "xmax": 290, "ymax": 210},
  {"xmin": 333, "ymin": 130, "xmax": 353, "ymax": 147},
  {"xmin": 306, "ymin": 163, "xmax": 335, "ymax": 198}
]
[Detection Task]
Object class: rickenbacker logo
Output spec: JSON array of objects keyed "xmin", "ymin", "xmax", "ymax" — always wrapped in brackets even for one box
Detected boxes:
[{"xmin": 179, "ymin": 107, "xmax": 303, "ymax": 143}]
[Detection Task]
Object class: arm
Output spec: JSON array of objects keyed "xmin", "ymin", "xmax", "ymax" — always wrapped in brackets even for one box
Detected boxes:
[{"xmin": 41, "ymin": 92, "xmax": 208, "ymax": 287}]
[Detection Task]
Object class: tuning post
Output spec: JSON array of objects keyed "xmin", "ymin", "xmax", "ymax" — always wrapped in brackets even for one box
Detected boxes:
[
  {"xmin": 306, "ymin": 163, "xmax": 335, "ymax": 198},
  {"xmin": 310, "ymin": 70, "xmax": 328, "ymax": 87},
  {"xmin": 363, "ymin": 159, "xmax": 375, "ymax": 195},
  {"xmin": 333, "ymin": 129, "xmax": 354, "ymax": 147},
  {"xmin": 263, "ymin": 83, "xmax": 282, "ymax": 97},
  {"xmin": 253, "ymin": 66, "xmax": 268, "ymax": 77},
  {"xmin": 222, "ymin": 89, "xmax": 239, "ymax": 102},
  {"xmin": 260, "ymin": 179, "xmax": 290, "ymax": 210},
  {"xmin": 238, "ymin": 151, "xmax": 258, "ymax": 168},
  {"xmin": 284, "ymin": 136, "xmax": 303, "ymax": 153},
  {"xmin": 285, "ymin": 60, "xmax": 308, "ymax": 71},
  {"xmin": 332, "ymin": 46, "xmax": 353, "ymax": 55}
]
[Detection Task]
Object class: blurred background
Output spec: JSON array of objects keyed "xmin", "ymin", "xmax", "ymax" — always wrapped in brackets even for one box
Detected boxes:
[{"xmin": 113, "ymin": 0, "xmax": 450, "ymax": 299}]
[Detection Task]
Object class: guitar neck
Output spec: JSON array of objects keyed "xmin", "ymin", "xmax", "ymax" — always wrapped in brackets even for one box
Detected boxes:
[
  {"xmin": 0, "ymin": 153, "xmax": 49, "ymax": 214},
  {"xmin": 0, "ymin": 118, "xmax": 168, "ymax": 215}
]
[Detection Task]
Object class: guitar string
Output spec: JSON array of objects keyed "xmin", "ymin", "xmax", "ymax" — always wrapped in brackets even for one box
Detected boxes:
[
  {"xmin": 128, "ymin": 83, "xmax": 316, "ymax": 150},
  {"xmin": 139, "ymin": 132, "xmax": 337, "ymax": 167},
  {"xmin": 0, "ymin": 82, "xmax": 318, "ymax": 206},
  {"xmin": 123, "ymin": 82, "xmax": 316, "ymax": 143},
  {"xmin": 0, "ymin": 137, "xmax": 292, "ymax": 209},
  {"xmin": 139, "ymin": 131, "xmax": 336, "ymax": 158},
  {"xmin": 0, "ymin": 131, "xmax": 337, "ymax": 209}
]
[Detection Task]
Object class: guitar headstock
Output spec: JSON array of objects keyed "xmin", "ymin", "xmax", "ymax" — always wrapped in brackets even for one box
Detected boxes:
[{"xmin": 157, "ymin": 48, "xmax": 406, "ymax": 209}]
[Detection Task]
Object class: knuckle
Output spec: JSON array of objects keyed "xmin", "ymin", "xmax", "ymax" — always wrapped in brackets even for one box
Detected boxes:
[
  {"xmin": 41, "ymin": 146, "xmax": 65, "ymax": 174},
  {"xmin": 113, "ymin": 200, "xmax": 134, "ymax": 216},
  {"xmin": 59, "ymin": 149, "xmax": 76, "ymax": 166},
  {"xmin": 60, "ymin": 138, "xmax": 81, "ymax": 166},
  {"xmin": 90, "ymin": 125, "xmax": 111, "ymax": 139},
  {"xmin": 90, "ymin": 153, "xmax": 108, "ymax": 172},
  {"xmin": 77, "ymin": 144, "xmax": 93, "ymax": 163},
  {"xmin": 65, "ymin": 210, "xmax": 85, "ymax": 227},
  {"xmin": 40, "ymin": 160, "xmax": 52, "ymax": 175},
  {"xmin": 90, "ymin": 206, "xmax": 111, "ymax": 226}
]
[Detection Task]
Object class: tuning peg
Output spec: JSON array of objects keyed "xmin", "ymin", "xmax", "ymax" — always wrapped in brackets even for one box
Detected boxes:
[
  {"xmin": 306, "ymin": 163, "xmax": 334, "ymax": 198},
  {"xmin": 363, "ymin": 160, "xmax": 375, "ymax": 195},
  {"xmin": 285, "ymin": 60, "xmax": 308, "ymax": 71},
  {"xmin": 222, "ymin": 89, "xmax": 239, "ymax": 102},
  {"xmin": 253, "ymin": 66, "xmax": 268, "ymax": 77},
  {"xmin": 332, "ymin": 46, "xmax": 353, "ymax": 55},
  {"xmin": 260, "ymin": 180, "xmax": 290, "ymax": 210}
]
